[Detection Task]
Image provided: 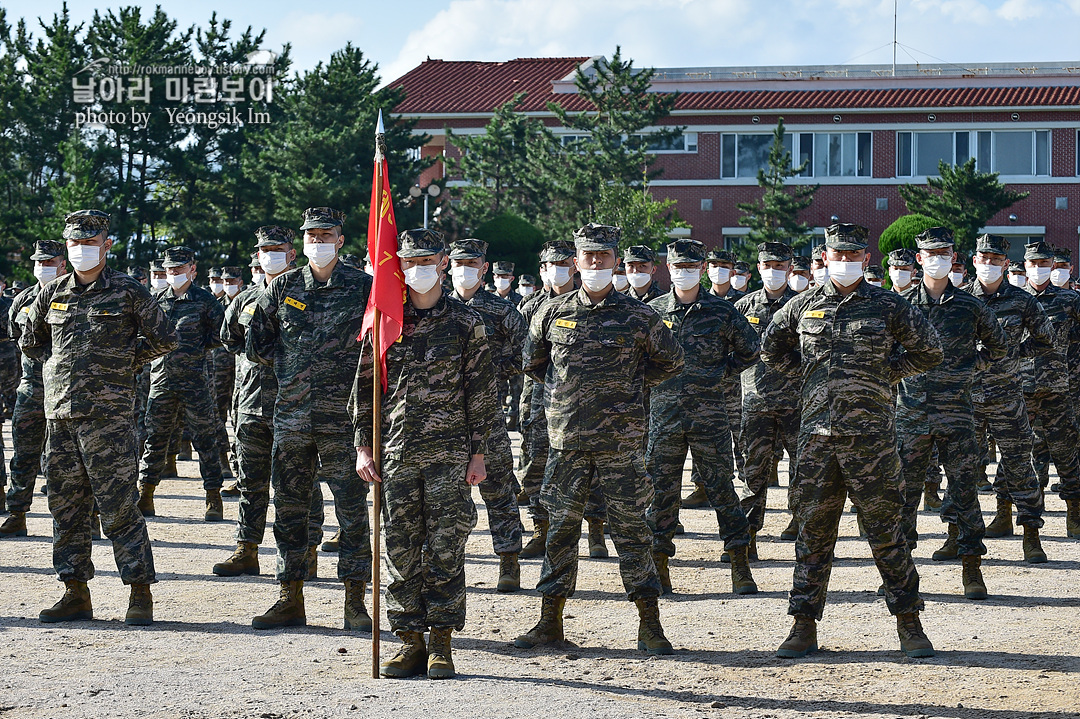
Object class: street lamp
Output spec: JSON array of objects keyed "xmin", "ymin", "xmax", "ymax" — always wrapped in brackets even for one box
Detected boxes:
[{"xmin": 409, "ymin": 183, "xmax": 442, "ymax": 229}]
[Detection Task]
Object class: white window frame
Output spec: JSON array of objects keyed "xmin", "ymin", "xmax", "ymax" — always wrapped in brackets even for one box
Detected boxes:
[{"xmin": 897, "ymin": 129, "xmax": 1051, "ymax": 178}]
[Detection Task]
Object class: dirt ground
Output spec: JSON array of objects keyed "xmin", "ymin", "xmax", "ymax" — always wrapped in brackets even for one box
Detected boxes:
[{"xmin": 1, "ymin": 423, "xmax": 1078, "ymax": 719}]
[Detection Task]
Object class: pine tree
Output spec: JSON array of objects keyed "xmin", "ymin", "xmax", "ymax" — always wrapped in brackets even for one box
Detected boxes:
[{"xmin": 594, "ymin": 179, "xmax": 688, "ymax": 251}]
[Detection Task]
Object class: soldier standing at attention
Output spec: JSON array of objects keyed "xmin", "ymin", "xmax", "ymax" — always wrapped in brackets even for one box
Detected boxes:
[
  {"xmin": 490, "ymin": 259, "xmax": 524, "ymax": 431},
  {"xmin": 136, "ymin": 247, "xmax": 227, "ymax": 522},
  {"xmin": 787, "ymin": 255, "xmax": 811, "ymax": 293},
  {"xmin": 888, "ymin": 249, "xmax": 916, "ymax": 294},
  {"xmin": 515, "ymin": 223, "xmax": 684, "ymax": 656},
  {"xmin": 761, "ymin": 223, "xmax": 943, "ymax": 659},
  {"xmin": 353, "ymin": 229, "xmax": 500, "ymax": 679},
  {"xmin": 622, "ymin": 245, "xmax": 665, "ymax": 303},
  {"xmin": 246, "ymin": 207, "xmax": 373, "ymax": 631},
  {"xmin": 21, "ymin": 209, "xmax": 177, "ymax": 625},
  {"xmin": 645, "ymin": 239, "xmax": 759, "ymax": 595},
  {"xmin": 492, "ymin": 261, "xmax": 522, "ymax": 307}
]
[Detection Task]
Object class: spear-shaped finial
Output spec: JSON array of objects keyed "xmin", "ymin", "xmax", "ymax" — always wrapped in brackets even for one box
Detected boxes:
[{"xmin": 374, "ymin": 109, "xmax": 387, "ymax": 162}]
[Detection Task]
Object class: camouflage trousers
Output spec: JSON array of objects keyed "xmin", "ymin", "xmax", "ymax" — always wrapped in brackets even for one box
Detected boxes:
[
  {"xmin": 214, "ymin": 363, "xmax": 234, "ymax": 463},
  {"xmin": 688, "ymin": 381, "xmax": 745, "ymax": 491},
  {"xmin": 898, "ymin": 428, "xmax": 986, "ymax": 557},
  {"xmin": 139, "ymin": 387, "xmax": 224, "ymax": 489},
  {"xmin": 790, "ymin": 433, "xmax": 922, "ymax": 619},
  {"xmin": 972, "ymin": 397, "xmax": 1044, "ymax": 528},
  {"xmin": 135, "ymin": 366, "xmax": 150, "ymax": 455},
  {"xmin": 44, "ymin": 418, "xmax": 156, "ymax": 585},
  {"xmin": 646, "ymin": 414, "xmax": 750, "ymax": 557},
  {"xmin": 5, "ymin": 382, "xmax": 47, "ymax": 514},
  {"xmin": 477, "ymin": 422, "xmax": 523, "ymax": 554},
  {"xmin": 740, "ymin": 406, "xmax": 800, "ymax": 534},
  {"xmin": 1025, "ymin": 388, "xmax": 1080, "ymax": 501},
  {"xmin": 271, "ymin": 425, "xmax": 370, "ymax": 582},
  {"xmin": 233, "ymin": 412, "xmax": 325, "ymax": 546},
  {"xmin": 381, "ymin": 458, "xmax": 477, "ymax": 632},
  {"xmin": 538, "ymin": 448, "xmax": 661, "ymax": 601}
]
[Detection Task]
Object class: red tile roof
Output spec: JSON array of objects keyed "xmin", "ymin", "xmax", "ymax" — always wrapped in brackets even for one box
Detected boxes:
[{"xmin": 390, "ymin": 58, "xmax": 1080, "ymax": 115}]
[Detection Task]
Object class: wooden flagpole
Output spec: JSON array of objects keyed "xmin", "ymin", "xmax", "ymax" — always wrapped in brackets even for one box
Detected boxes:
[{"xmin": 371, "ymin": 117, "xmax": 386, "ymax": 680}]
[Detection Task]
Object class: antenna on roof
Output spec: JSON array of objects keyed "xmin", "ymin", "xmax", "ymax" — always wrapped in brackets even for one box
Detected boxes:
[{"xmin": 892, "ymin": 0, "xmax": 898, "ymax": 76}]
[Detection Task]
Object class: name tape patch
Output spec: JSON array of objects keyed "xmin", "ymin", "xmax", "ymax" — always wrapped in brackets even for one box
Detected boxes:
[
  {"xmin": 50, "ymin": 302, "xmax": 68, "ymax": 311},
  {"xmin": 747, "ymin": 316, "xmax": 760, "ymax": 324},
  {"xmin": 243, "ymin": 304, "xmax": 257, "ymax": 316},
  {"xmin": 283, "ymin": 297, "xmax": 307, "ymax": 311},
  {"xmin": 804, "ymin": 310, "xmax": 826, "ymax": 319},
  {"xmin": 554, "ymin": 319, "xmax": 577, "ymax": 329},
  {"xmin": 662, "ymin": 320, "xmax": 673, "ymax": 329}
]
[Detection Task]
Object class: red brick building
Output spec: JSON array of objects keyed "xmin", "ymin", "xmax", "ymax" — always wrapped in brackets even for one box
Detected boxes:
[{"xmin": 391, "ymin": 56, "xmax": 1080, "ymax": 261}]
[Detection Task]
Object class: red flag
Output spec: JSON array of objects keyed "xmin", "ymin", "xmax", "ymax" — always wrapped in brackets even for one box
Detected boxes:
[{"xmin": 361, "ymin": 154, "xmax": 404, "ymax": 390}]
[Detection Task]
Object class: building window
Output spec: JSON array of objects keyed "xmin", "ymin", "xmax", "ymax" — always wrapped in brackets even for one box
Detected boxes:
[
  {"xmin": 558, "ymin": 132, "xmax": 697, "ymax": 153},
  {"xmin": 897, "ymin": 130, "xmax": 1050, "ymax": 177},
  {"xmin": 721, "ymin": 132, "xmax": 870, "ymax": 179}
]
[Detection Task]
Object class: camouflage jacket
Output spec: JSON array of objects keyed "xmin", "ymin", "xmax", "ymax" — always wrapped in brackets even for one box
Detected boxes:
[
  {"xmin": 0, "ymin": 294, "xmax": 16, "ymax": 394},
  {"xmin": 735, "ymin": 287, "xmax": 801, "ymax": 412},
  {"xmin": 496, "ymin": 289, "xmax": 523, "ymax": 307},
  {"xmin": 524, "ymin": 287, "xmax": 685, "ymax": 452},
  {"xmin": 221, "ymin": 285, "xmax": 275, "ymax": 418},
  {"xmin": 622, "ymin": 282, "xmax": 666, "ymax": 304},
  {"xmin": 451, "ymin": 287, "xmax": 526, "ymax": 386},
  {"xmin": 518, "ymin": 287, "xmax": 568, "ymax": 411},
  {"xmin": 20, "ymin": 266, "xmax": 178, "ymax": 420},
  {"xmin": 710, "ymin": 286, "xmax": 746, "ymax": 304},
  {"xmin": 896, "ymin": 282, "xmax": 1008, "ymax": 435},
  {"xmin": 647, "ymin": 288, "xmax": 758, "ymax": 428},
  {"xmin": 247, "ymin": 262, "xmax": 371, "ymax": 428},
  {"xmin": 761, "ymin": 280, "xmax": 943, "ymax": 437},
  {"xmin": 210, "ymin": 295, "xmax": 235, "ymax": 385},
  {"xmin": 148, "ymin": 283, "xmax": 225, "ymax": 393},
  {"xmin": 1021, "ymin": 283, "xmax": 1080, "ymax": 395},
  {"xmin": 9, "ymin": 284, "xmax": 45, "ymax": 392},
  {"xmin": 352, "ymin": 293, "xmax": 500, "ymax": 464},
  {"xmin": 964, "ymin": 279, "xmax": 1055, "ymax": 402}
]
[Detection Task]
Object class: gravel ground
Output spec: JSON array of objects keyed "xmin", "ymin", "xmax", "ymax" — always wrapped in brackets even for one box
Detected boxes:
[{"xmin": 1, "ymin": 424, "xmax": 1078, "ymax": 719}]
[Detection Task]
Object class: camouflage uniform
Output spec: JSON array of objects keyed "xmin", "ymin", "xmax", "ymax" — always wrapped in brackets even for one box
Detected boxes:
[
  {"xmin": 138, "ymin": 248, "xmax": 226, "ymax": 492},
  {"xmin": 621, "ymin": 245, "xmax": 666, "ymax": 304},
  {"xmin": 211, "ymin": 267, "xmax": 241, "ymax": 469},
  {"xmin": 0, "ymin": 291, "xmax": 14, "ymax": 492},
  {"xmin": 646, "ymin": 240, "xmax": 759, "ymax": 557},
  {"xmin": 524, "ymin": 226, "xmax": 684, "ymax": 600},
  {"xmin": 896, "ymin": 229, "xmax": 1008, "ymax": 557},
  {"xmin": 351, "ymin": 229, "xmax": 500, "ymax": 632},
  {"xmin": 246, "ymin": 208, "xmax": 372, "ymax": 584},
  {"xmin": 20, "ymin": 210, "xmax": 177, "ymax": 586},
  {"xmin": 760, "ymin": 224, "xmax": 943, "ymax": 620}
]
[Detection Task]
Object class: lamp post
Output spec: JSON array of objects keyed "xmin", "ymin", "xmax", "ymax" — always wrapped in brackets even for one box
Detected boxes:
[{"xmin": 409, "ymin": 183, "xmax": 442, "ymax": 229}]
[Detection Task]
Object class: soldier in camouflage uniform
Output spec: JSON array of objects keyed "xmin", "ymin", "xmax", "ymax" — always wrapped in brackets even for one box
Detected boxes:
[
  {"xmin": 213, "ymin": 266, "xmax": 242, "ymax": 480},
  {"xmin": 21, "ymin": 209, "xmax": 178, "ymax": 625},
  {"xmin": 246, "ymin": 207, "xmax": 374, "ymax": 631},
  {"xmin": 515, "ymin": 223, "xmax": 685, "ymax": 656},
  {"xmin": 491, "ymin": 260, "xmax": 524, "ymax": 433},
  {"xmin": 808, "ymin": 245, "xmax": 827, "ymax": 289},
  {"xmin": 492, "ymin": 260, "xmax": 522, "ymax": 307},
  {"xmin": 136, "ymin": 247, "xmax": 227, "ymax": 522},
  {"xmin": 0, "ymin": 276, "xmax": 15, "ymax": 503},
  {"xmin": 896, "ymin": 228, "xmax": 1007, "ymax": 601},
  {"xmin": 353, "ymin": 229, "xmax": 500, "ymax": 680},
  {"xmin": 965, "ymin": 234, "xmax": 1055, "ymax": 561},
  {"xmin": 517, "ymin": 274, "xmax": 537, "ymax": 298},
  {"xmin": 645, "ymin": 239, "xmax": 759, "ymax": 595},
  {"xmin": 732, "ymin": 261, "xmax": 752, "ymax": 293},
  {"xmin": 761, "ymin": 223, "xmax": 942, "ymax": 659},
  {"xmin": 1, "ymin": 241, "xmax": 67, "ymax": 536},
  {"xmin": 1007, "ymin": 261, "xmax": 1027, "ymax": 288},
  {"xmin": 622, "ymin": 245, "xmax": 665, "ymax": 303},
  {"xmin": 1022, "ymin": 240, "xmax": 1080, "ymax": 538},
  {"xmin": 788, "ymin": 255, "xmax": 811, "ymax": 293},
  {"xmin": 863, "ymin": 265, "xmax": 884, "ymax": 287},
  {"xmin": 734, "ymin": 243, "xmax": 802, "ymax": 547},
  {"xmin": 448, "ymin": 240, "xmax": 526, "ymax": 592},
  {"xmin": 887, "ymin": 249, "xmax": 916, "ymax": 294}
]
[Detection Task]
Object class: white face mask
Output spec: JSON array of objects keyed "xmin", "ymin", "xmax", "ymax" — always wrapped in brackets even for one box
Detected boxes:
[
  {"xmin": 707, "ymin": 266, "xmax": 731, "ymax": 285},
  {"xmin": 975, "ymin": 264, "xmax": 1004, "ymax": 284},
  {"xmin": 1008, "ymin": 273, "xmax": 1027, "ymax": 288},
  {"xmin": 812, "ymin": 267, "xmax": 828, "ymax": 285},
  {"xmin": 626, "ymin": 271, "xmax": 651, "ymax": 289},
  {"xmin": 451, "ymin": 265, "xmax": 482, "ymax": 290},
  {"xmin": 889, "ymin": 268, "xmax": 912, "ymax": 288},
  {"xmin": 578, "ymin": 268, "xmax": 613, "ymax": 292},
  {"xmin": 494, "ymin": 277, "xmax": 512, "ymax": 291},
  {"xmin": 304, "ymin": 242, "xmax": 337, "ymax": 268},
  {"xmin": 613, "ymin": 274, "xmax": 628, "ymax": 291},
  {"xmin": 827, "ymin": 260, "xmax": 865, "ymax": 287},
  {"xmin": 259, "ymin": 251, "xmax": 288, "ymax": 275},
  {"xmin": 403, "ymin": 264, "xmax": 440, "ymax": 293},
  {"xmin": 150, "ymin": 276, "xmax": 168, "ymax": 291},
  {"xmin": 225, "ymin": 283, "xmax": 241, "ymax": 297},
  {"xmin": 538, "ymin": 267, "xmax": 550, "ymax": 286},
  {"xmin": 867, "ymin": 280, "xmax": 883, "ymax": 287},
  {"xmin": 670, "ymin": 268, "xmax": 701, "ymax": 291},
  {"xmin": 1050, "ymin": 268, "xmax": 1071, "ymax": 287},
  {"xmin": 209, "ymin": 281, "xmax": 224, "ymax": 295},
  {"xmin": 67, "ymin": 244, "xmax": 100, "ymax": 273},
  {"xmin": 788, "ymin": 274, "xmax": 809, "ymax": 292},
  {"xmin": 760, "ymin": 268, "xmax": 788, "ymax": 292},
  {"xmin": 252, "ymin": 272, "xmax": 265, "ymax": 287},
  {"xmin": 549, "ymin": 266, "xmax": 572, "ymax": 288},
  {"xmin": 166, "ymin": 271, "xmax": 190, "ymax": 290},
  {"xmin": 34, "ymin": 264, "xmax": 59, "ymax": 284},
  {"xmin": 730, "ymin": 274, "xmax": 748, "ymax": 290},
  {"xmin": 518, "ymin": 284, "xmax": 535, "ymax": 297},
  {"xmin": 920, "ymin": 255, "xmax": 952, "ymax": 280},
  {"xmin": 1027, "ymin": 265, "xmax": 1052, "ymax": 286},
  {"xmin": 948, "ymin": 271, "xmax": 965, "ymax": 287}
]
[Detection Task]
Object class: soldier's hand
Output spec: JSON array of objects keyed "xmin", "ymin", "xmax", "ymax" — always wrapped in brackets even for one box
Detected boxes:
[
  {"xmin": 465, "ymin": 454, "xmax": 487, "ymax": 486},
  {"xmin": 355, "ymin": 447, "xmax": 382, "ymax": 483}
]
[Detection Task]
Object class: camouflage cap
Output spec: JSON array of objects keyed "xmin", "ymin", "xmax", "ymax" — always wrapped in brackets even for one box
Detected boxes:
[
  {"xmin": 975, "ymin": 234, "xmax": 1010, "ymax": 255},
  {"xmin": 150, "ymin": 258, "xmax": 165, "ymax": 272},
  {"xmin": 62, "ymin": 209, "xmax": 110, "ymax": 241},
  {"xmin": 1054, "ymin": 246, "xmax": 1072, "ymax": 264},
  {"xmin": 1008, "ymin": 260, "xmax": 1026, "ymax": 273},
  {"xmin": 791, "ymin": 255, "xmax": 811, "ymax": 271},
  {"xmin": 519, "ymin": 273, "xmax": 537, "ymax": 285},
  {"xmin": 249, "ymin": 252, "xmax": 261, "ymax": 269},
  {"xmin": 574, "ymin": 223, "xmax": 621, "ymax": 252},
  {"xmin": 666, "ymin": 239, "xmax": 706, "ymax": 263},
  {"xmin": 1025, "ymin": 240, "xmax": 1055, "ymax": 261},
  {"xmin": 492, "ymin": 261, "xmax": 515, "ymax": 275},
  {"xmin": 221, "ymin": 266, "xmax": 243, "ymax": 280},
  {"xmin": 623, "ymin": 244, "xmax": 656, "ymax": 263},
  {"xmin": 864, "ymin": 265, "xmax": 884, "ymax": 280},
  {"xmin": 757, "ymin": 241, "xmax": 793, "ymax": 263},
  {"xmin": 734, "ymin": 261, "xmax": 751, "ymax": 273},
  {"xmin": 397, "ymin": 228, "xmax": 445, "ymax": 258},
  {"xmin": 126, "ymin": 265, "xmax": 147, "ymax": 280},
  {"xmin": 339, "ymin": 253, "xmax": 362, "ymax": 269},
  {"xmin": 539, "ymin": 241, "xmax": 575, "ymax": 263},
  {"xmin": 706, "ymin": 248, "xmax": 736, "ymax": 263},
  {"xmin": 887, "ymin": 248, "xmax": 917, "ymax": 266},
  {"xmin": 162, "ymin": 246, "xmax": 196, "ymax": 268},
  {"xmin": 209, "ymin": 267, "xmax": 223, "ymax": 278},
  {"xmin": 954, "ymin": 251, "xmax": 969, "ymax": 265},
  {"xmin": 825, "ymin": 223, "xmax": 869, "ymax": 251},
  {"xmin": 299, "ymin": 206, "xmax": 346, "ymax": 230},
  {"xmin": 255, "ymin": 225, "xmax": 296, "ymax": 248},
  {"xmin": 914, "ymin": 226, "xmax": 954, "ymax": 250},
  {"xmin": 810, "ymin": 244, "xmax": 826, "ymax": 260},
  {"xmin": 30, "ymin": 239, "xmax": 65, "ymax": 261},
  {"xmin": 448, "ymin": 238, "xmax": 489, "ymax": 260}
]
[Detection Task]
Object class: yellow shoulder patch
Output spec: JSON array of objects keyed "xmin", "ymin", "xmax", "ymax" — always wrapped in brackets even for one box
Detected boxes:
[
  {"xmin": 21, "ymin": 306, "xmax": 30, "ymax": 314},
  {"xmin": 747, "ymin": 316, "xmax": 760, "ymax": 324},
  {"xmin": 554, "ymin": 319, "xmax": 577, "ymax": 329},
  {"xmin": 662, "ymin": 320, "xmax": 673, "ymax": 329},
  {"xmin": 283, "ymin": 297, "xmax": 307, "ymax": 311},
  {"xmin": 50, "ymin": 302, "xmax": 68, "ymax": 311},
  {"xmin": 804, "ymin": 310, "xmax": 826, "ymax": 319}
]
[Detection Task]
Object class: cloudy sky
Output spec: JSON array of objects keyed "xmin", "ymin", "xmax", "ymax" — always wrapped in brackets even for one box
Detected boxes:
[{"xmin": 4, "ymin": 0, "xmax": 1079, "ymax": 83}]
